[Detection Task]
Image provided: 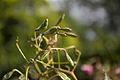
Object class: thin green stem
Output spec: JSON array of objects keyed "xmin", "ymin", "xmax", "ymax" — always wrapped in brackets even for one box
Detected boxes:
[
  {"xmin": 57, "ymin": 50, "xmax": 60, "ymax": 68},
  {"xmin": 72, "ymin": 51, "xmax": 81, "ymax": 72},
  {"xmin": 36, "ymin": 59, "xmax": 53, "ymax": 68},
  {"xmin": 12, "ymin": 69, "xmax": 23, "ymax": 75},
  {"xmin": 25, "ymin": 64, "xmax": 30, "ymax": 80},
  {"xmin": 34, "ymin": 31, "xmax": 38, "ymax": 46},
  {"xmin": 34, "ymin": 61, "xmax": 42, "ymax": 74},
  {"xmin": 16, "ymin": 42, "xmax": 29, "ymax": 63}
]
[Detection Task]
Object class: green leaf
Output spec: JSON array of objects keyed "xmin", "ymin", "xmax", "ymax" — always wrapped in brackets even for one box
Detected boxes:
[
  {"xmin": 3, "ymin": 71, "xmax": 14, "ymax": 79},
  {"xmin": 104, "ymin": 72, "xmax": 112, "ymax": 80},
  {"xmin": 56, "ymin": 70, "xmax": 71, "ymax": 80},
  {"xmin": 65, "ymin": 51, "xmax": 74, "ymax": 66},
  {"xmin": 56, "ymin": 13, "xmax": 65, "ymax": 26},
  {"xmin": 41, "ymin": 51, "xmax": 50, "ymax": 60}
]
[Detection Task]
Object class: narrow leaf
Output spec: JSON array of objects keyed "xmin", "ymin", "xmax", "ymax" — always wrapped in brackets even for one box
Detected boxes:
[
  {"xmin": 56, "ymin": 70, "xmax": 71, "ymax": 80},
  {"xmin": 65, "ymin": 51, "xmax": 74, "ymax": 66}
]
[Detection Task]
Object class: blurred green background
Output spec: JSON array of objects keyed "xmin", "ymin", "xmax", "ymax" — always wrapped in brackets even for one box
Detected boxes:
[{"xmin": 0, "ymin": 0, "xmax": 120, "ymax": 80}]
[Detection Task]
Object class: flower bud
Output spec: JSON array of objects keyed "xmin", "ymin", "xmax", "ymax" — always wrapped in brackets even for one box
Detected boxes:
[
  {"xmin": 115, "ymin": 67, "xmax": 120, "ymax": 75},
  {"xmin": 81, "ymin": 64, "xmax": 93, "ymax": 76}
]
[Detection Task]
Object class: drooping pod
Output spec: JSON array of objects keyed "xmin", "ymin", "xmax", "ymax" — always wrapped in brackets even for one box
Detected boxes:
[
  {"xmin": 64, "ymin": 51, "xmax": 74, "ymax": 66},
  {"xmin": 56, "ymin": 13, "xmax": 65, "ymax": 26},
  {"xmin": 57, "ymin": 32, "xmax": 67, "ymax": 37},
  {"xmin": 59, "ymin": 27, "xmax": 72, "ymax": 32},
  {"xmin": 43, "ymin": 26, "xmax": 61, "ymax": 35},
  {"xmin": 35, "ymin": 17, "xmax": 48, "ymax": 32},
  {"xmin": 65, "ymin": 33, "xmax": 78, "ymax": 37}
]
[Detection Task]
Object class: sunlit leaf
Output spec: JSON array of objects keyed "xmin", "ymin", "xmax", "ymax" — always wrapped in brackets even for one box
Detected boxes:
[{"xmin": 41, "ymin": 51, "xmax": 50, "ymax": 60}]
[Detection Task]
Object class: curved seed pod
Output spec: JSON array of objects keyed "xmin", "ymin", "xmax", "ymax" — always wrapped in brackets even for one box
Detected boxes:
[
  {"xmin": 3, "ymin": 71, "xmax": 14, "ymax": 79},
  {"xmin": 40, "ymin": 36, "xmax": 48, "ymax": 49},
  {"xmin": 35, "ymin": 17, "xmax": 48, "ymax": 32},
  {"xmin": 56, "ymin": 13, "xmax": 65, "ymax": 26},
  {"xmin": 40, "ymin": 51, "xmax": 50, "ymax": 60},
  {"xmin": 57, "ymin": 32, "xmax": 67, "ymax": 37},
  {"xmin": 66, "ymin": 33, "xmax": 78, "ymax": 37},
  {"xmin": 55, "ymin": 70, "xmax": 71, "ymax": 80},
  {"xmin": 43, "ymin": 26, "xmax": 60, "ymax": 35},
  {"xmin": 60, "ymin": 27, "xmax": 72, "ymax": 32},
  {"xmin": 65, "ymin": 51, "xmax": 74, "ymax": 66}
]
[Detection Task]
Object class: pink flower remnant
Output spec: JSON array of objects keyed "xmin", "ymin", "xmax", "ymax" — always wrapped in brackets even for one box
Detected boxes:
[
  {"xmin": 115, "ymin": 67, "xmax": 120, "ymax": 75},
  {"xmin": 81, "ymin": 64, "xmax": 93, "ymax": 76}
]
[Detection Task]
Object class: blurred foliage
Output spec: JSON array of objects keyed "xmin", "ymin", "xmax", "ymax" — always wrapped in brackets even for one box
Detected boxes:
[{"xmin": 0, "ymin": 0, "xmax": 120, "ymax": 80}]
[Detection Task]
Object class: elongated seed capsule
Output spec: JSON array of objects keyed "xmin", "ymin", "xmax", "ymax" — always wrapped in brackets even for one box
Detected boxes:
[
  {"xmin": 35, "ymin": 17, "xmax": 48, "ymax": 32},
  {"xmin": 59, "ymin": 27, "xmax": 72, "ymax": 32},
  {"xmin": 43, "ymin": 26, "xmax": 60, "ymax": 35},
  {"xmin": 65, "ymin": 33, "xmax": 78, "ymax": 37},
  {"xmin": 56, "ymin": 13, "xmax": 65, "ymax": 26},
  {"xmin": 65, "ymin": 51, "xmax": 74, "ymax": 66},
  {"xmin": 55, "ymin": 70, "xmax": 71, "ymax": 80},
  {"xmin": 57, "ymin": 32, "xmax": 67, "ymax": 37}
]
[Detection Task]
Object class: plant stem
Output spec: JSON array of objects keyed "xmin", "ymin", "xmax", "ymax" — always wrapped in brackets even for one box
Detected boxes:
[
  {"xmin": 12, "ymin": 69, "xmax": 23, "ymax": 75},
  {"xmin": 16, "ymin": 42, "xmax": 29, "ymax": 63},
  {"xmin": 72, "ymin": 51, "xmax": 81, "ymax": 72},
  {"xmin": 57, "ymin": 50, "xmax": 61, "ymax": 68},
  {"xmin": 25, "ymin": 64, "xmax": 30, "ymax": 80}
]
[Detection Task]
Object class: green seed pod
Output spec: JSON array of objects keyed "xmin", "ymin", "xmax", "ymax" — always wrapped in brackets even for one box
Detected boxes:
[
  {"xmin": 35, "ymin": 17, "xmax": 48, "ymax": 32},
  {"xmin": 66, "ymin": 33, "xmax": 78, "ymax": 37},
  {"xmin": 40, "ymin": 36, "xmax": 48, "ymax": 49},
  {"xmin": 43, "ymin": 26, "xmax": 60, "ymax": 35},
  {"xmin": 65, "ymin": 51, "xmax": 74, "ymax": 66},
  {"xmin": 55, "ymin": 70, "xmax": 71, "ymax": 80},
  {"xmin": 3, "ymin": 71, "xmax": 14, "ymax": 79},
  {"xmin": 57, "ymin": 32, "xmax": 67, "ymax": 37},
  {"xmin": 40, "ymin": 51, "xmax": 50, "ymax": 60},
  {"xmin": 56, "ymin": 13, "xmax": 65, "ymax": 26},
  {"xmin": 60, "ymin": 27, "xmax": 72, "ymax": 32}
]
